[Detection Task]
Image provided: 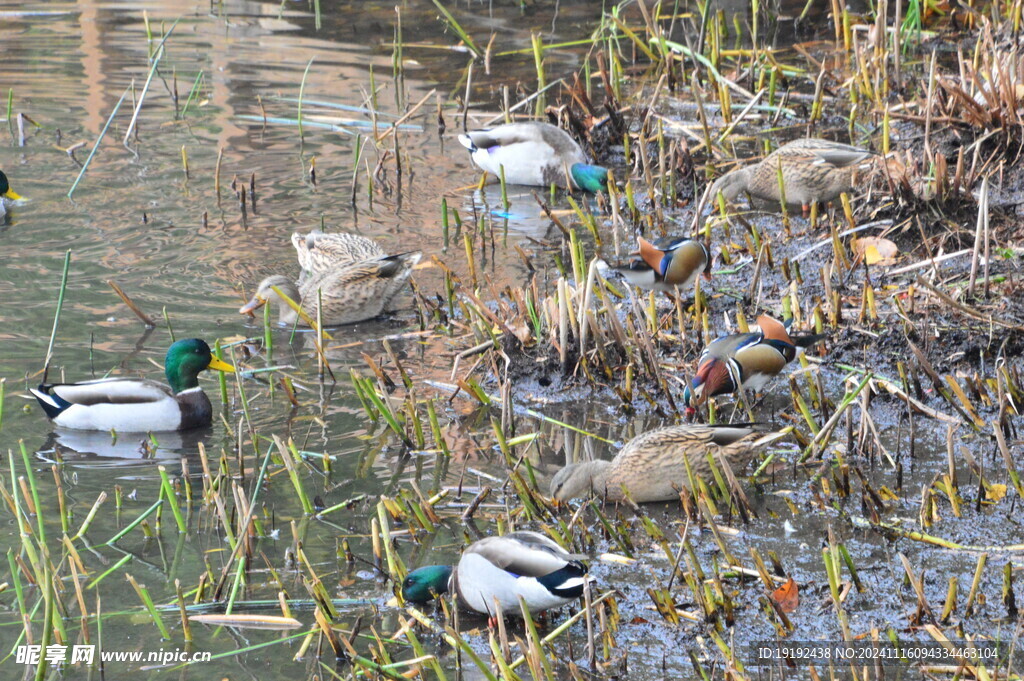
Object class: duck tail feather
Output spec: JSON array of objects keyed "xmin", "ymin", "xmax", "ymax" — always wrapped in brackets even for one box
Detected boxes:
[
  {"xmin": 792, "ymin": 332, "xmax": 827, "ymax": 348},
  {"xmin": 751, "ymin": 426, "xmax": 794, "ymax": 448},
  {"xmin": 374, "ymin": 251, "xmax": 421, "ymax": 278},
  {"xmin": 537, "ymin": 562, "xmax": 589, "ymax": 598},
  {"xmin": 31, "ymin": 386, "xmax": 71, "ymax": 419}
]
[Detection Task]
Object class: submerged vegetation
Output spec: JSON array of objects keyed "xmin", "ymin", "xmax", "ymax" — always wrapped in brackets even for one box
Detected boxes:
[{"xmin": 3, "ymin": 0, "xmax": 1024, "ymax": 679}]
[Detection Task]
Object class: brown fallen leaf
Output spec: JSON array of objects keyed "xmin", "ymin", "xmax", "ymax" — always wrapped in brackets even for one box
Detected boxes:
[
  {"xmin": 770, "ymin": 577, "xmax": 800, "ymax": 614},
  {"xmin": 852, "ymin": 236, "xmax": 899, "ymax": 266}
]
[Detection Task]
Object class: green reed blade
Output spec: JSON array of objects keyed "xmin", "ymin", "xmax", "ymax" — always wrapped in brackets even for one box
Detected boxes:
[
  {"xmin": 69, "ymin": 87, "xmax": 129, "ymax": 198},
  {"xmin": 105, "ymin": 500, "xmax": 163, "ymax": 546},
  {"xmin": 431, "ymin": 0, "xmax": 482, "ymax": 57},
  {"xmin": 180, "ymin": 70, "xmax": 204, "ymax": 118},
  {"xmin": 87, "ymin": 554, "xmax": 133, "ymax": 589}
]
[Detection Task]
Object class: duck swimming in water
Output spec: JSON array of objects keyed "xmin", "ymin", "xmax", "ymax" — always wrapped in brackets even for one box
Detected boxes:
[{"xmin": 31, "ymin": 338, "xmax": 235, "ymax": 432}]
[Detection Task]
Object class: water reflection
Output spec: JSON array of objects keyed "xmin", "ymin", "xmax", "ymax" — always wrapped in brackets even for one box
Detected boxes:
[
  {"xmin": 39, "ymin": 426, "xmax": 212, "ymax": 463},
  {"xmin": 466, "ymin": 183, "xmax": 563, "ymax": 240}
]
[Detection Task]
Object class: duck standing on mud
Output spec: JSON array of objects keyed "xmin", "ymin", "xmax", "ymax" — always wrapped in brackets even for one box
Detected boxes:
[
  {"xmin": 695, "ymin": 138, "xmax": 877, "ymax": 219},
  {"xmin": 685, "ymin": 315, "xmax": 825, "ymax": 410},
  {"xmin": 609, "ymin": 235, "xmax": 711, "ymax": 298}
]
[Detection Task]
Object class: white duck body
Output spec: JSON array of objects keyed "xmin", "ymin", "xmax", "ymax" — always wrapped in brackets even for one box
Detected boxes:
[
  {"xmin": 458, "ymin": 122, "xmax": 588, "ymax": 188},
  {"xmin": 31, "ymin": 379, "xmax": 211, "ymax": 432},
  {"xmin": 30, "ymin": 338, "xmax": 233, "ymax": 433},
  {"xmin": 452, "ymin": 531, "xmax": 589, "ymax": 616}
]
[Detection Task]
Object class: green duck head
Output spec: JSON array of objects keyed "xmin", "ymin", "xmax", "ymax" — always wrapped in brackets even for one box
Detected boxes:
[
  {"xmin": 401, "ymin": 565, "xmax": 453, "ymax": 603},
  {"xmin": 570, "ymin": 164, "xmax": 610, "ymax": 194},
  {"xmin": 164, "ymin": 338, "xmax": 235, "ymax": 394},
  {"xmin": 0, "ymin": 171, "xmax": 23, "ymax": 200}
]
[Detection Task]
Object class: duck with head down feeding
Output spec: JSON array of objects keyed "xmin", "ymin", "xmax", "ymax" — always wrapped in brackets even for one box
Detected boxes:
[
  {"xmin": 694, "ymin": 138, "xmax": 877, "ymax": 220},
  {"xmin": 401, "ymin": 531, "xmax": 591, "ymax": 621},
  {"xmin": 458, "ymin": 121, "xmax": 610, "ymax": 193},
  {"xmin": 240, "ymin": 231, "xmax": 421, "ymax": 327},
  {"xmin": 684, "ymin": 315, "xmax": 825, "ymax": 410},
  {"xmin": 549, "ymin": 424, "xmax": 784, "ymax": 503}
]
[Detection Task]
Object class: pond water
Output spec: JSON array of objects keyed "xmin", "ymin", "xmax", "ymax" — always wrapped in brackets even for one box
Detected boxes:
[
  {"xmin": 0, "ymin": 1, "xmax": 638, "ymax": 676},
  {"xmin": 1, "ymin": 0, "xmax": 1020, "ymax": 679}
]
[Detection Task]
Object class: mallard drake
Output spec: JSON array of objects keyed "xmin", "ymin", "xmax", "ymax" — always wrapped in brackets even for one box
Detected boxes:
[
  {"xmin": 611, "ymin": 236, "xmax": 711, "ymax": 294},
  {"xmin": 291, "ymin": 229, "xmax": 385, "ymax": 280},
  {"xmin": 239, "ymin": 250, "xmax": 421, "ymax": 327},
  {"xmin": 0, "ymin": 170, "xmax": 24, "ymax": 218},
  {"xmin": 30, "ymin": 338, "xmax": 235, "ymax": 432},
  {"xmin": 684, "ymin": 315, "xmax": 825, "ymax": 408},
  {"xmin": 458, "ymin": 122, "xmax": 609, "ymax": 193},
  {"xmin": 698, "ymin": 138, "xmax": 876, "ymax": 217},
  {"xmin": 550, "ymin": 424, "xmax": 783, "ymax": 503},
  {"xmin": 401, "ymin": 531, "xmax": 590, "ymax": 618}
]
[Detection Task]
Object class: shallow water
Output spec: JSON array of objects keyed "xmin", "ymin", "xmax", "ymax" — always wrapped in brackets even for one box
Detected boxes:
[
  {"xmin": 0, "ymin": 1, "xmax": 1020, "ymax": 679},
  {"xmin": 0, "ymin": 0, "xmax": 612, "ymax": 675}
]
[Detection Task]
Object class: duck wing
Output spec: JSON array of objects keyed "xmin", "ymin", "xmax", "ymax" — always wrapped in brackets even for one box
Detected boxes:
[
  {"xmin": 32, "ymin": 378, "xmax": 174, "ymax": 422},
  {"xmin": 460, "ymin": 122, "xmax": 585, "ymax": 158},
  {"xmin": 809, "ymin": 145, "xmax": 875, "ymax": 167},
  {"xmin": 777, "ymin": 139, "xmax": 875, "ymax": 168},
  {"xmin": 351, "ymin": 252, "xmax": 420, "ymax": 282},
  {"xmin": 733, "ymin": 340, "xmax": 793, "ymax": 376},
  {"xmin": 700, "ymin": 331, "xmax": 763, "ymax": 362},
  {"xmin": 703, "ymin": 424, "xmax": 762, "ymax": 445},
  {"xmin": 467, "ymin": 531, "xmax": 584, "ymax": 577},
  {"xmin": 40, "ymin": 378, "xmax": 172, "ymax": 406},
  {"xmin": 459, "ymin": 123, "xmax": 546, "ymax": 151},
  {"xmin": 304, "ymin": 252, "xmax": 420, "ymax": 290},
  {"xmin": 291, "ymin": 230, "xmax": 384, "ymax": 272},
  {"xmin": 612, "ymin": 424, "xmax": 759, "ymax": 464}
]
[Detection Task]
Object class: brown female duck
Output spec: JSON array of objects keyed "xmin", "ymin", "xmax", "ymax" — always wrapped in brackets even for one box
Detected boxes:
[
  {"xmin": 549, "ymin": 424, "xmax": 784, "ymax": 503},
  {"xmin": 240, "ymin": 252, "xmax": 421, "ymax": 326},
  {"xmin": 697, "ymin": 138, "xmax": 877, "ymax": 218}
]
